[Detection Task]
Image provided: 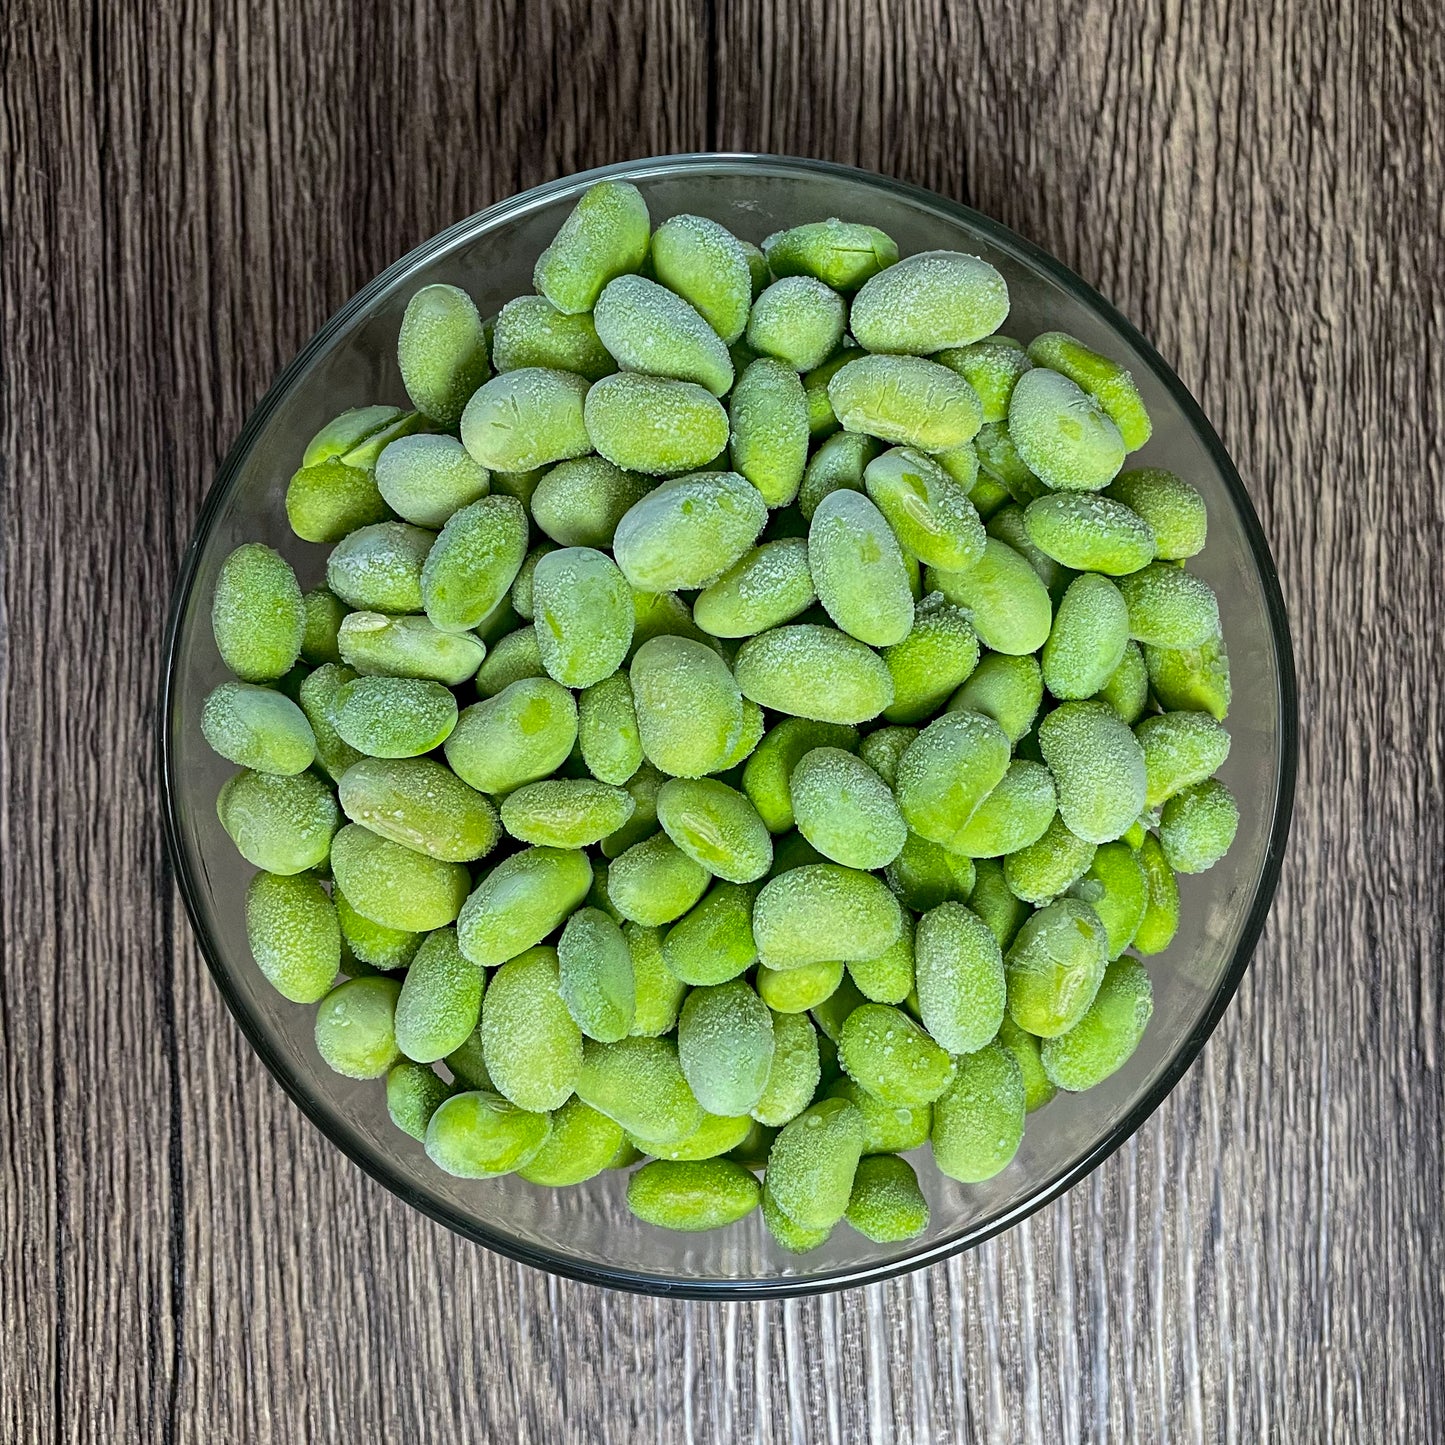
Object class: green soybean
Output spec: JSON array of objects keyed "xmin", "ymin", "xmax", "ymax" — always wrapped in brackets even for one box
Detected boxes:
[
  {"xmin": 735, "ymin": 624, "xmax": 894, "ymax": 725},
  {"xmin": 928, "ymin": 538, "xmax": 1052, "ymax": 656},
  {"xmin": 849, "ymin": 249, "xmax": 1009, "ymax": 353},
  {"xmin": 764, "ymin": 1096, "xmax": 866, "ymax": 1231},
  {"xmin": 746, "ymin": 1009, "xmax": 820, "ymax": 1127},
  {"xmin": 202, "ymin": 682, "xmax": 316, "ymax": 776},
  {"xmin": 801, "ymin": 346, "xmax": 865, "ymax": 438},
  {"xmin": 1159, "ymin": 779, "xmax": 1239, "ymax": 873},
  {"xmin": 211, "ymin": 543, "xmax": 304, "ymax": 682},
  {"xmin": 285, "ymin": 459, "xmax": 390, "ymax": 543},
  {"xmin": 746, "ymin": 275, "xmax": 846, "ymax": 371},
  {"xmin": 914, "ymin": 901, "xmax": 1007, "ymax": 1054},
  {"xmin": 1004, "ymin": 815, "xmax": 1097, "ymax": 905},
  {"xmin": 217, "ymin": 768, "xmax": 339, "ymax": 875},
  {"xmin": 329, "ymin": 823, "xmax": 470, "ymax": 931},
  {"xmin": 490, "ymin": 294, "xmax": 616, "ymax": 381},
  {"xmin": 885, "ymin": 832, "xmax": 975, "ymax": 913},
  {"xmin": 757, "ymin": 958, "xmax": 845, "ymax": 1015},
  {"xmin": 828, "ymin": 354, "xmax": 983, "ymax": 451},
  {"xmin": 1008, "ymin": 366, "xmax": 1126, "ymax": 492},
  {"xmin": 894, "ymin": 710, "xmax": 1011, "ymax": 854},
  {"xmin": 576, "ymin": 1036, "xmax": 705, "ymax": 1146},
  {"xmin": 1042, "ymin": 573, "xmax": 1131, "ymax": 700},
  {"xmin": 612, "ymin": 469, "xmax": 766, "ymax": 591},
  {"xmin": 444, "ymin": 677, "xmax": 578, "ymax": 794},
  {"xmin": 244, "ymin": 871, "xmax": 340, "ymax": 1002},
  {"xmin": 1069, "ymin": 840, "xmax": 1148, "ymax": 958},
  {"xmin": 845, "ymin": 1155, "xmax": 929, "ymax": 1243},
  {"xmin": 742, "ymin": 718, "xmax": 858, "ymax": 832},
  {"xmin": 314, "ymin": 976, "xmax": 403, "ymax": 1079},
  {"xmin": 882, "ymin": 597, "xmax": 980, "ymax": 725},
  {"xmin": 655, "ymin": 777, "xmax": 773, "ymax": 883},
  {"xmin": 764, "ymin": 219, "xmax": 898, "ymax": 291},
  {"xmin": 534, "ymin": 179, "xmax": 650, "ymax": 315},
  {"xmin": 968, "ymin": 856, "xmax": 1031, "ymax": 951},
  {"xmin": 386, "ymin": 1062, "xmax": 455, "ymax": 1142},
  {"xmin": 594, "ymin": 273, "xmax": 733, "ymax": 396},
  {"xmin": 1005, "ymin": 896, "xmax": 1109, "ymax": 1037},
  {"xmin": 302, "ymin": 404, "xmax": 408, "ymax": 467},
  {"xmin": 693, "ymin": 538, "xmax": 816, "ymax": 638},
  {"xmin": 323, "ymin": 523, "xmax": 431, "ymax": 614},
  {"xmin": 996, "ymin": 1014, "xmax": 1057, "ymax": 1113},
  {"xmin": 608, "ymin": 831, "xmax": 710, "ymax": 927},
  {"xmin": 529, "ymin": 545, "xmax": 633, "ymax": 688},
  {"xmin": 936, "ymin": 337, "xmax": 1031, "ymax": 422},
  {"xmin": 333, "ymin": 675, "xmax": 457, "ymax": 758},
  {"xmin": 826, "ymin": 1078, "xmax": 930, "ymax": 1156},
  {"xmin": 847, "ymin": 915, "xmax": 916, "ymax": 1005},
  {"xmin": 459, "ymin": 367, "xmax": 592, "ymax": 473},
  {"xmin": 584, "ymin": 373, "xmax": 730, "ymax": 477},
  {"xmin": 425, "ymin": 1089, "xmax": 551, "ymax": 1178},
  {"xmin": 572, "ymin": 672, "xmax": 641, "ymax": 786},
  {"xmin": 762, "ymin": 1179, "xmax": 834, "ymax": 1253},
  {"xmin": 1096, "ymin": 640, "xmax": 1150, "ymax": 724},
  {"xmin": 338, "ymin": 756, "xmax": 498, "ymax": 862},
  {"xmin": 642, "ymin": 1112, "xmax": 756, "ymax": 1162},
  {"xmin": 1106, "ymin": 468, "xmax": 1207, "ymax": 560},
  {"xmin": 557, "ymin": 907, "xmax": 636, "ymax": 1042},
  {"xmin": 397, "ymin": 283, "xmax": 491, "ymax": 426},
  {"xmin": 677, "ymin": 980, "xmax": 775, "ymax": 1116},
  {"xmin": 474, "ymin": 627, "xmax": 546, "ymax": 695},
  {"xmin": 600, "ymin": 762, "xmax": 665, "ymax": 858},
  {"xmin": 479, "ymin": 945, "xmax": 583, "ymax": 1110},
  {"xmin": 1132, "ymin": 833, "xmax": 1180, "ymax": 955},
  {"xmin": 727, "ymin": 357, "xmax": 810, "ymax": 506},
  {"xmin": 627, "ymin": 1159, "xmax": 760, "ymax": 1231},
  {"xmin": 623, "ymin": 922, "xmax": 686, "ymax": 1037},
  {"xmin": 1027, "ymin": 331, "xmax": 1152, "ymax": 452},
  {"xmin": 857, "ymin": 725, "xmax": 916, "ymax": 789},
  {"xmin": 649, "ymin": 213, "xmax": 753, "ymax": 344},
  {"xmin": 931, "ymin": 1040, "xmax": 1025, "ymax": 1183},
  {"xmin": 1144, "ymin": 635, "xmax": 1232, "ymax": 721},
  {"xmin": 862, "ymin": 447, "xmax": 986, "ymax": 573},
  {"xmin": 499, "ymin": 778, "xmax": 635, "ymax": 849},
  {"xmin": 1136, "ymin": 712, "xmax": 1232, "ymax": 808},
  {"xmin": 799, "ymin": 430, "xmax": 880, "ymax": 520},
  {"xmin": 394, "ymin": 926, "xmax": 483, "ymax": 1063},
  {"xmin": 1117, "ymin": 563, "xmax": 1221, "ymax": 648},
  {"xmin": 808, "ymin": 488, "xmax": 915, "ymax": 646},
  {"xmin": 337, "ymin": 612, "xmax": 485, "ymax": 686},
  {"xmin": 753, "ymin": 863, "xmax": 903, "ymax": 968},
  {"xmin": 299, "ymin": 588, "xmax": 347, "ymax": 666},
  {"xmin": 419, "ymin": 495, "xmax": 529, "ymax": 633},
  {"xmin": 335, "ymin": 885, "xmax": 421, "ymax": 970},
  {"xmin": 789, "ymin": 746, "xmax": 906, "ymax": 870},
  {"xmin": 518, "ymin": 1097, "xmax": 624, "ymax": 1186},
  {"xmin": 1037, "ymin": 699, "xmax": 1148, "ymax": 845},
  {"xmin": 456, "ymin": 846, "xmax": 592, "ymax": 966},
  {"xmin": 1041, "ymin": 957, "xmax": 1154, "ymax": 1091},
  {"xmin": 838, "ymin": 1003, "xmax": 954, "ymax": 1107},
  {"xmin": 1023, "ymin": 492, "xmax": 1155, "ymax": 576},
  {"xmin": 661, "ymin": 881, "xmax": 758, "ymax": 986},
  {"xmin": 630, "ymin": 635, "xmax": 745, "ymax": 778}
]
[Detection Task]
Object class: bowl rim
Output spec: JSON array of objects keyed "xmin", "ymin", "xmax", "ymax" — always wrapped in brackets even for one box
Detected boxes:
[{"xmin": 159, "ymin": 150, "xmax": 1299, "ymax": 1299}]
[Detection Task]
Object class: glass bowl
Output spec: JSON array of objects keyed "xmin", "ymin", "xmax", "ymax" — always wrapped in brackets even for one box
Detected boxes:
[{"xmin": 160, "ymin": 153, "xmax": 1297, "ymax": 1298}]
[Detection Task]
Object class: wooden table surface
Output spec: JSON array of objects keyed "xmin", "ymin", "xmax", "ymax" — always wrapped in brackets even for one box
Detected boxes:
[{"xmin": 4, "ymin": 0, "xmax": 1442, "ymax": 1440}]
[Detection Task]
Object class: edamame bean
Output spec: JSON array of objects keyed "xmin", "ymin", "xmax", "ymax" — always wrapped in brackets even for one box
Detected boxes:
[
  {"xmin": 445, "ymin": 677, "xmax": 578, "ymax": 794},
  {"xmin": 1117, "ymin": 562, "xmax": 1221, "ymax": 648},
  {"xmin": 285, "ymin": 459, "xmax": 391, "ymax": 543},
  {"xmin": 419, "ymin": 495, "xmax": 529, "ymax": 633},
  {"xmin": 643, "ymin": 1111, "xmax": 756, "ymax": 1162},
  {"xmin": 931, "ymin": 1040, "xmax": 1025, "ymax": 1183},
  {"xmin": 741, "ymin": 718, "xmax": 859, "ymax": 831},
  {"xmin": 334, "ymin": 675, "xmax": 457, "ymax": 758},
  {"xmin": 459, "ymin": 367, "xmax": 592, "ymax": 473},
  {"xmin": 996, "ymin": 1014, "xmax": 1057, "ymax": 1113},
  {"xmin": 693, "ymin": 538, "xmax": 816, "ymax": 638},
  {"xmin": 211, "ymin": 543, "xmax": 304, "ymax": 681},
  {"xmin": 338, "ymin": 756, "xmax": 499, "ymax": 861},
  {"xmin": 329, "ymin": 823, "xmax": 470, "ymax": 931},
  {"xmin": 1007, "ymin": 366, "xmax": 1126, "ymax": 492},
  {"xmin": 882, "ymin": 596, "xmax": 980, "ymax": 725},
  {"xmin": 1106, "ymin": 468, "xmax": 1207, "ymax": 560},
  {"xmin": 530, "ymin": 546, "xmax": 633, "ymax": 687},
  {"xmin": 557, "ymin": 907, "xmax": 636, "ymax": 1042},
  {"xmin": 1040, "ymin": 957, "xmax": 1153, "ymax": 1090},
  {"xmin": 202, "ymin": 682, "xmax": 316, "ymax": 776},
  {"xmin": 584, "ymin": 373, "xmax": 730, "ymax": 476},
  {"xmin": 838, "ymin": 1003, "xmax": 954, "ymax": 1107},
  {"xmin": 629, "ymin": 635, "xmax": 746, "ymax": 778},
  {"xmin": 885, "ymin": 832, "xmax": 975, "ymax": 912},
  {"xmin": 335, "ymin": 885, "xmax": 420, "ymax": 970},
  {"xmin": 862, "ymin": 446, "xmax": 986, "ymax": 573},
  {"xmin": 968, "ymin": 856, "xmax": 1031, "ymax": 950},
  {"xmin": 1003, "ymin": 815, "xmax": 1097, "ymax": 905},
  {"xmin": 857, "ymin": 726, "xmax": 916, "ymax": 789},
  {"xmin": 727, "ymin": 357, "xmax": 810, "ymax": 506},
  {"xmin": 1132, "ymin": 833, "xmax": 1180, "ymax": 954},
  {"xmin": 894, "ymin": 710, "xmax": 1011, "ymax": 853},
  {"xmin": 337, "ymin": 612, "xmax": 485, "ymax": 686},
  {"xmin": 850, "ymin": 249, "xmax": 1009, "ymax": 353},
  {"xmin": 789, "ymin": 746, "xmax": 906, "ymax": 870},
  {"xmin": 677, "ymin": 980, "xmax": 775, "ymax": 1116},
  {"xmin": 534, "ymin": 179, "xmax": 650, "ymax": 314},
  {"xmin": 798, "ymin": 430, "xmax": 879, "ymax": 520},
  {"xmin": 299, "ymin": 588, "xmax": 347, "ymax": 666},
  {"xmin": 302, "ymin": 404, "xmax": 408, "ymax": 467},
  {"xmin": 764, "ymin": 219, "xmax": 899, "ymax": 291},
  {"xmin": 1004, "ymin": 896, "xmax": 1109, "ymax": 1037},
  {"xmin": 985, "ymin": 504, "xmax": 1074, "ymax": 604},
  {"xmin": 735, "ymin": 624, "xmax": 894, "ymax": 724},
  {"xmin": 974, "ymin": 420, "xmax": 1046, "ymax": 503},
  {"xmin": 490, "ymin": 294, "xmax": 616, "ymax": 382},
  {"xmin": 743, "ymin": 1009, "xmax": 819, "ymax": 1127},
  {"xmin": 1041, "ymin": 573, "xmax": 1131, "ymax": 700},
  {"xmin": 649, "ymin": 213, "xmax": 753, "ymax": 344},
  {"xmin": 945, "ymin": 652, "xmax": 1043, "ymax": 743},
  {"xmin": 576, "ymin": 672, "xmax": 643, "ymax": 785},
  {"xmin": 375, "ymin": 434, "xmax": 488, "ymax": 531},
  {"xmin": 314, "ymin": 976, "xmax": 403, "ymax": 1079},
  {"xmin": 656, "ymin": 777, "xmax": 773, "ymax": 882},
  {"xmin": 621, "ymin": 922, "xmax": 685, "ymax": 1037},
  {"xmin": 627, "ymin": 1159, "xmax": 760, "ymax": 1231},
  {"xmin": 845, "ymin": 1155, "xmax": 929, "ymax": 1243},
  {"xmin": 1038, "ymin": 699, "xmax": 1148, "ymax": 844},
  {"xmin": 600, "ymin": 762, "xmax": 665, "ymax": 857},
  {"xmin": 217, "ymin": 768, "xmax": 339, "ymax": 875},
  {"xmin": 608, "ymin": 831, "xmax": 711, "ymax": 927},
  {"xmin": 499, "ymin": 778, "xmax": 635, "ymax": 848},
  {"xmin": 245, "ymin": 871, "xmax": 340, "ymax": 1002},
  {"xmin": 479, "ymin": 945, "xmax": 582, "ymax": 1110},
  {"xmin": 474, "ymin": 626, "xmax": 546, "ymax": 696},
  {"xmin": 914, "ymin": 901, "xmax": 1007, "ymax": 1054},
  {"xmin": 1136, "ymin": 712, "xmax": 1232, "ymax": 808},
  {"xmin": 746, "ymin": 276, "xmax": 846, "ymax": 371},
  {"xmin": 456, "ymin": 846, "xmax": 592, "ymax": 965},
  {"xmin": 1068, "ymin": 840, "xmax": 1147, "ymax": 958},
  {"xmin": 936, "ymin": 337, "xmax": 1031, "ymax": 422},
  {"xmin": 848, "ymin": 915, "xmax": 916, "ymax": 1004},
  {"xmin": 490, "ymin": 467, "xmax": 546, "ymax": 508},
  {"xmin": 1023, "ymin": 492, "xmax": 1155, "ymax": 576},
  {"xmin": 394, "ymin": 926, "xmax": 483, "ymax": 1063},
  {"xmin": 762, "ymin": 1179, "xmax": 834, "ymax": 1253},
  {"xmin": 1159, "ymin": 779, "xmax": 1238, "ymax": 873},
  {"xmin": 386, "ymin": 1062, "xmax": 455, "ymax": 1142},
  {"xmin": 612, "ymin": 470, "xmax": 766, "ymax": 591},
  {"xmin": 801, "ymin": 346, "xmax": 865, "ymax": 437},
  {"xmin": 757, "ymin": 958, "xmax": 845, "ymax": 1014},
  {"xmin": 442, "ymin": 1022, "xmax": 492, "ymax": 1089},
  {"xmin": 518, "ymin": 1097, "xmax": 625, "ymax": 1186},
  {"xmin": 397, "ymin": 283, "xmax": 491, "ymax": 425},
  {"xmin": 1096, "ymin": 639, "xmax": 1149, "ymax": 723},
  {"xmin": 1144, "ymin": 635, "xmax": 1232, "ymax": 721},
  {"xmin": 662, "ymin": 881, "xmax": 759, "ymax": 984},
  {"xmin": 530, "ymin": 458, "xmax": 649, "ymax": 549},
  {"xmin": 808, "ymin": 488, "xmax": 915, "ymax": 646},
  {"xmin": 594, "ymin": 273, "xmax": 733, "ymax": 396},
  {"xmin": 424, "ymin": 1089, "xmax": 552, "ymax": 1178},
  {"xmin": 576, "ymin": 1036, "xmax": 704, "ymax": 1146},
  {"xmin": 1027, "ymin": 332, "xmax": 1152, "ymax": 451},
  {"xmin": 326, "ymin": 519, "xmax": 434, "ymax": 612},
  {"xmin": 828, "ymin": 354, "xmax": 983, "ymax": 451},
  {"xmin": 765, "ymin": 1096, "xmax": 866, "ymax": 1231},
  {"xmin": 928, "ymin": 538, "xmax": 1053, "ymax": 656},
  {"xmin": 753, "ymin": 863, "xmax": 903, "ymax": 967}
]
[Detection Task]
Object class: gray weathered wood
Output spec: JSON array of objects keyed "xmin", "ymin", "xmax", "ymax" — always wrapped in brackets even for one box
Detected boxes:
[{"xmin": 3, "ymin": 0, "xmax": 1442, "ymax": 1439}]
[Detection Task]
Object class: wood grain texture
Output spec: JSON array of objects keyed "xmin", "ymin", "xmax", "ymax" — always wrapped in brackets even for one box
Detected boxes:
[{"xmin": 2, "ymin": 0, "xmax": 1442, "ymax": 1439}]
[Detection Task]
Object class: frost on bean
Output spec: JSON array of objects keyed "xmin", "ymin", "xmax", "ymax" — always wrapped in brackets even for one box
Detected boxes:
[
  {"xmin": 656, "ymin": 777, "xmax": 773, "ymax": 883},
  {"xmin": 1007, "ymin": 366, "xmax": 1126, "ymax": 492},
  {"xmin": 746, "ymin": 276, "xmax": 847, "ymax": 372},
  {"xmin": 558, "ymin": 907, "xmax": 637, "ymax": 1042},
  {"xmin": 630, "ymin": 635, "xmax": 745, "ymax": 778},
  {"xmin": 627, "ymin": 1159, "xmax": 761, "ymax": 1231},
  {"xmin": 885, "ymin": 832, "xmax": 975, "ymax": 913},
  {"xmin": 863, "ymin": 446, "xmax": 986, "ymax": 573},
  {"xmin": 1037, "ymin": 700, "xmax": 1148, "ymax": 845},
  {"xmin": 315, "ymin": 977, "xmax": 403, "ymax": 1080},
  {"xmin": 532, "ymin": 546, "xmax": 634, "ymax": 688},
  {"xmin": 338, "ymin": 756, "xmax": 499, "ymax": 862},
  {"xmin": 968, "ymin": 856, "xmax": 1031, "ymax": 952},
  {"xmin": 424, "ymin": 1090, "xmax": 552, "ymax": 1178},
  {"xmin": 420, "ymin": 495, "xmax": 529, "ymax": 633},
  {"xmin": 245, "ymin": 871, "xmax": 340, "ymax": 1003},
  {"xmin": 329, "ymin": 823, "xmax": 471, "ymax": 932},
  {"xmin": 1136, "ymin": 712, "xmax": 1232, "ymax": 808},
  {"xmin": 474, "ymin": 627, "xmax": 546, "ymax": 697},
  {"xmin": 662, "ymin": 881, "xmax": 760, "ymax": 986},
  {"xmin": 444, "ymin": 677, "xmax": 577, "ymax": 794},
  {"xmin": 1042, "ymin": 573, "xmax": 1131, "ymax": 701},
  {"xmin": 594, "ymin": 273, "xmax": 733, "ymax": 397},
  {"xmin": 217, "ymin": 768, "xmax": 339, "ymax": 875},
  {"xmin": 798, "ymin": 430, "xmax": 880, "ymax": 521},
  {"xmin": 936, "ymin": 336, "xmax": 1031, "ymax": 422},
  {"xmin": 928, "ymin": 537, "xmax": 1053, "ymax": 657},
  {"xmin": 576, "ymin": 1036, "xmax": 705, "ymax": 1147},
  {"xmin": 459, "ymin": 367, "xmax": 592, "ymax": 473},
  {"xmin": 764, "ymin": 1096, "xmax": 866, "ymax": 1232},
  {"xmin": 764, "ymin": 219, "xmax": 899, "ymax": 292},
  {"xmin": 1159, "ymin": 779, "xmax": 1239, "ymax": 873},
  {"xmin": 914, "ymin": 901, "xmax": 1007, "ymax": 1054},
  {"xmin": 846, "ymin": 1155, "xmax": 929, "ymax": 1243},
  {"xmin": 894, "ymin": 710, "xmax": 1011, "ymax": 854},
  {"xmin": 500, "ymin": 778, "xmax": 635, "ymax": 848},
  {"xmin": 1003, "ymin": 815, "xmax": 1097, "ymax": 906},
  {"xmin": 480, "ymin": 945, "xmax": 583, "ymax": 1111},
  {"xmin": 649, "ymin": 214, "xmax": 754, "ymax": 345},
  {"xmin": 808, "ymin": 488, "xmax": 915, "ymax": 647},
  {"xmin": 202, "ymin": 682, "xmax": 316, "ymax": 776},
  {"xmin": 742, "ymin": 717, "xmax": 860, "ymax": 832},
  {"xmin": 1040, "ymin": 957, "xmax": 1154, "ymax": 1091},
  {"xmin": 334, "ymin": 885, "xmax": 421, "ymax": 970},
  {"xmin": 856, "ymin": 725, "xmax": 917, "ymax": 789},
  {"xmin": 882, "ymin": 596, "xmax": 980, "ymax": 725},
  {"xmin": 1095, "ymin": 639, "xmax": 1150, "ymax": 724},
  {"xmin": 518, "ymin": 1097, "xmax": 625, "ymax": 1186},
  {"xmin": 338, "ymin": 611, "xmax": 486, "ymax": 686},
  {"xmin": 1144, "ymin": 635, "xmax": 1232, "ymax": 721},
  {"xmin": 585, "ymin": 373, "xmax": 730, "ymax": 477},
  {"xmin": 285, "ymin": 459, "xmax": 391, "ymax": 543},
  {"xmin": 386, "ymin": 1063, "xmax": 455, "ymax": 1142},
  {"xmin": 1005, "ymin": 896, "xmax": 1109, "ymax": 1037},
  {"xmin": 490, "ymin": 295, "xmax": 617, "ymax": 382},
  {"xmin": 608, "ymin": 832, "xmax": 711, "ymax": 927},
  {"xmin": 678, "ymin": 980, "xmax": 775, "ymax": 1117},
  {"xmin": 1106, "ymin": 468, "xmax": 1207, "ymax": 561},
  {"xmin": 996, "ymin": 1014, "xmax": 1057, "ymax": 1113},
  {"xmin": 395, "ymin": 926, "xmax": 483, "ymax": 1063},
  {"xmin": 578, "ymin": 671, "xmax": 643, "ymax": 786},
  {"xmin": 838, "ymin": 1002, "xmax": 954, "ymax": 1107},
  {"xmin": 931, "ymin": 1040, "xmax": 1025, "ymax": 1183},
  {"xmin": 752, "ymin": 862, "xmax": 903, "ymax": 967},
  {"xmin": 334, "ymin": 675, "xmax": 458, "ymax": 758}
]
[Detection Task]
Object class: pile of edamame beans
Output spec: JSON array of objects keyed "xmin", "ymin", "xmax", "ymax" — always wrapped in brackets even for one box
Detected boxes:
[{"xmin": 204, "ymin": 180, "xmax": 1239, "ymax": 1251}]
